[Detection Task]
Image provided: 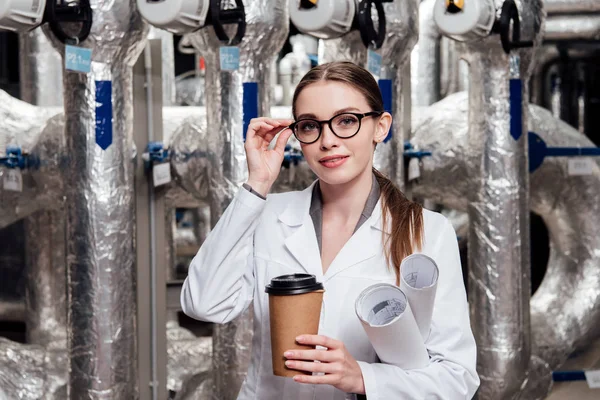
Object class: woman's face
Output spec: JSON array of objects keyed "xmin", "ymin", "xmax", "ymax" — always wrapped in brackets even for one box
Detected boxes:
[{"xmin": 293, "ymin": 80, "xmax": 391, "ymax": 185}]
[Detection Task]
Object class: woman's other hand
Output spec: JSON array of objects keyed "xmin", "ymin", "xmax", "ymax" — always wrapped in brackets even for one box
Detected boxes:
[
  {"xmin": 284, "ymin": 335, "xmax": 366, "ymax": 395},
  {"xmin": 244, "ymin": 117, "xmax": 293, "ymax": 196}
]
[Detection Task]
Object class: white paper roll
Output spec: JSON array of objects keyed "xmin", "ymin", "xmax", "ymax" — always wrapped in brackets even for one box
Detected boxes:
[
  {"xmin": 399, "ymin": 254, "xmax": 439, "ymax": 340},
  {"xmin": 355, "ymin": 283, "xmax": 429, "ymax": 369}
]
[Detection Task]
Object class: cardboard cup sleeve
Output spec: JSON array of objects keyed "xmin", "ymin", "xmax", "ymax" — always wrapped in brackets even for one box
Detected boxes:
[
  {"xmin": 355, "ymin": 283, "xmax": 429, "ymax": 369},
  {"xmin": 399, "ymin": 254, "xmax": 439, "ymax": 340}
]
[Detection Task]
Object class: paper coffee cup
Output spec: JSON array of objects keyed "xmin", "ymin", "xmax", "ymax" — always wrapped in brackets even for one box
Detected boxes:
[{"xmin": 265, "ymin": 274, "xmax": 325, "ymax": 377}]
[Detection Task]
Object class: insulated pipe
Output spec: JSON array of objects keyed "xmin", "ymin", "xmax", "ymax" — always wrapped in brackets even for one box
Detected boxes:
[
  {"xmin": 148, "ymin": 27, "xmax": 176, "ymax": 106},
  {"xmin": 19, "ymin": 29, "xmax": 63, "ymax": 107},
  {"xmin": 18, "ymin": 27, "xmax": 68, "ymax": 351},
  {"xmin": 544, "ymin": 14, "xmax": 600, "ymax": 41},
  {"xmin": 319, "ymin": 0, "xmax": 419, "ymax": 190},
  {"xmin": 545, "ymin": 0, "xmax": 600, "ymax": 15},
  {"xmin": 24, "ymin": 210, "xmax": 67, "ymax": 348},
  {"xmin": 411, "ymin": 0, "xmax": 441, "ymax": 107},
  {"xmin": 451, "ymin": 1, "xmax": 544, "ymax": 397},
  {"xmin": 44, "ymin": 0, "xmax": 148, "ymax": 398},
  {"xmin": 187, "ymin": 1, "xmax": 289, "ymax": 397},
  {"xmin": 410, "ymin": 91, "xmax": 600, "ymax": 400}
]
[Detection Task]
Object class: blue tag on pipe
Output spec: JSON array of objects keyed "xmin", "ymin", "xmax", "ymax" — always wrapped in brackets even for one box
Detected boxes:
[
  {"xmin": 95, "ymin": 80, "xmax": 113, "ymax": 150},
  {"xmin": 220, "ymin": 46, "xmax": 240, "ymax": 71},
  {"xmin": 243, "ymin": 82, "xmax": 259, "ymax": 142},
  {"xmin": 378, "ymin": 79, "xmax": 393, "ymax": 143},
  {"xmin": 510, "ymin": 79, "xmax": 523, "ymax": 141},
  {"xmin": 65, "ymin": 45, "xmax": 92, "ymax": 73},
  {"xmin": 367, "ymin": 50, "xmax": 382, "ymax": 78}
]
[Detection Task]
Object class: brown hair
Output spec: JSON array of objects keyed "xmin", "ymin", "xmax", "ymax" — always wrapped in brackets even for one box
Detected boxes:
[{"xmin": 292, "ymin": 61, "xmax": 424, "ymax": 284}]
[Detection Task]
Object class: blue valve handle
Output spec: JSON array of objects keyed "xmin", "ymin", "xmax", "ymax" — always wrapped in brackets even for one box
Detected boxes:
[
  {"xmin": 0, "ymin": 146, "xmax": 29, "ymax": 169},
  {"xmin": 529, "ymin": 131, "xmax": 600, "ymax": 172},
  {"xmin": 144, "ymin": 141, "xmax": 170, "ymax": 166},
  {"xmin": 404, "ymin": 150, "xmax": 432, "ymax": 159}
]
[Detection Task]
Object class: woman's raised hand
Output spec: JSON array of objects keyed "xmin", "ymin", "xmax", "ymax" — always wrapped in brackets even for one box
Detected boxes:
[{"xmin": 244, "ymin": 117, "xmax": 294, "ymax": 196}]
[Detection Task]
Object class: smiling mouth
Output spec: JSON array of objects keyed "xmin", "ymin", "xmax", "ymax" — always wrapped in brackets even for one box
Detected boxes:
[{"xmin": 319, "ymin": 156, "xmax": 349, "ymax": 163}]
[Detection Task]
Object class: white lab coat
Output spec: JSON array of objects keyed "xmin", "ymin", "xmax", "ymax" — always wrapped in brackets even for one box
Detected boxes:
[{"xmin": 181, "ymin": 181, "xmax": 480, "ymax": 400}]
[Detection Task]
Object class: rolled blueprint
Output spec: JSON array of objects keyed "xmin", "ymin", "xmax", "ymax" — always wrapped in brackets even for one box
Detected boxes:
[
  {"xmin": 355, "ymin": 284, "xmax": 429, "ymax": 369},
  {"xmin": 399, "ymin": 254, "xmax": 439, "ymax": 340}
]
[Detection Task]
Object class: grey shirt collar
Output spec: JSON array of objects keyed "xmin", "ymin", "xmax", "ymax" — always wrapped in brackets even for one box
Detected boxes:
[{"xmin": 310, "ymin": 173, "xmax": 381, "ymax": 253}]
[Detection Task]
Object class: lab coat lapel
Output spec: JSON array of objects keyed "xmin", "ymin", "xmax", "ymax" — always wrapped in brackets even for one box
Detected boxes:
[
  {"xmin": 278, "ymin": 182, "xmax": 324, "ymax": 280},
  {"xmin": 323, "ymin": 200, "xmax": 385, "ymax": 282}
]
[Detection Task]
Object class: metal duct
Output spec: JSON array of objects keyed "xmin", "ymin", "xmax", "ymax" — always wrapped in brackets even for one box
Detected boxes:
[
  {"xmin": 19, "ymin": 29, "xmax": 63, "ymax": 107},
  {"xmin": 449, "ymin": 1, "xmax": 544, "ymax": 397},
  {"xmin": 544, "ymin": 14, "xmax": 600, "ymax": 41},
  {"xmin": 411, "ymin": 0, "xmax": 440, "ymax": 107},
  {"xmin": 545, "ymin": 0, "xmax": 600, "ymax": 15},
  {"xmin": 319, "ymin": 0, "xmax": 418, "ymax": 189},
  {"xmin": 43, "ymin": 0, "xmax": 148, "ymax": 398},
  {"xmin": 148, "ymin": 27, "xmax": 176, "ymax": 106},
  {"xmin": 410, "ymin": 91, "xmax": 600, "ymax": 400},
  {"xmin": 188, "ymin": 0, "xmax": 288, "ymax": 397}
]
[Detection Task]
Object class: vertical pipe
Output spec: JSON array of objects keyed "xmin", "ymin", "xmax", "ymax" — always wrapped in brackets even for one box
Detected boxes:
[
  {"xmin": 462, "ymin": 0, "xmax": 544, "ymax": 394},
  {"xmin": 148, "ymin": 27, "xmax": 176, "ymax": 106},
  {"xmin": 19, "ymin": 29, "xmax": 63, "ymax": 107},
  {"xmin": 19, "ymin": 25, "xmax": 67, "ymax": 351},
  {"xmin": 24, "ymin": 210, "xmax": 67, "ymax": 348},
  {"xmin": 411, "ymin": 0, "xmax": 441, "ymax": 107},
  {"xmin": 466, "ymin": 47, "xmax": 531, "ymax": 398},
  {"xmin": 44, "ymin": 1, "xmax": 148, "ymax": 398}
]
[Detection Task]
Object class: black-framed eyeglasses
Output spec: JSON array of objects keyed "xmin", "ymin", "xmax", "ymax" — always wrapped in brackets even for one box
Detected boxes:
[{"xmin": 289, "ymin": 111, "xmax": 384, "ymax": 144}]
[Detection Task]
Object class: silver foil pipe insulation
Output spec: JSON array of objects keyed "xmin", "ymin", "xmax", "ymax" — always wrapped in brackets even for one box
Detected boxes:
[
  {"xmin": 445, "ymin": 1, "xmax": 544, "ymax": 397},
  {"xmin": 187, "ymin": 1, "xmax": 289, "ymax": 397},
  {"xmin": 411, "ymin": 0, "xmax": 440, "ymax": 107},
  {"xmin": 544, "ymin": 0, "xmax": 600, "ymax": 15},
  {"xmin": 0, "ymin": 92, "xmax": 63, "ymax": 229},
  {"xmin": 148, "ymin": 27, "xmax": 176, "ymax": 106},
  {"xmin": 0, "ymin": 324, "xmax": 212, "ymax": 400},
  {"xmin": 18, "ymin": 20, "xmax": 68, "ymax": 356},
  {"xmin": 19, "ymin": 29, "xmax": 63, "ymax": 107},
  {"xmin": 410, "ymin": 91, "xmax": 600, "ymax": 400},
  {"xmin": 24, "ymin": 210, "xmax": 67, "ymax": 349},
  {"xmin": 42, "ymin": 0, "xmax": 148, "ymax": 398},
  {"xmin": 0, "ymin": 338, "xmax": 67, "ymax": 400},
  {"xmin": 544, "ymin": 14, "xmax": 600, "ymax": 41}
]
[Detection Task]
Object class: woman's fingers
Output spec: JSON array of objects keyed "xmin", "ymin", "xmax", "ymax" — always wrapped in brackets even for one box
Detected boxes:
[
  {"xmin": 293, "ymin": 374, "xmax": 338, "ymax": 385},
  {"xmin": 284, "ymin": 348, "xmax": 336, "ymax": 362},
  {"xmin": 296, "ymin": 335, "xmax": 342, "ymax": 350},
  {"xmin": 274, "ymin": 128, "xmax": 293, "ymax": 153},
  {"xmin": 285, "ymin": 360, "xmax": 335, "ymax": 374}
]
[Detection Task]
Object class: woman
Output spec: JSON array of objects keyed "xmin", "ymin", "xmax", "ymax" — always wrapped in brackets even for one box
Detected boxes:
[{"xmin": 181, "ymin": 61, "xmax": 479, "ymax": 399}]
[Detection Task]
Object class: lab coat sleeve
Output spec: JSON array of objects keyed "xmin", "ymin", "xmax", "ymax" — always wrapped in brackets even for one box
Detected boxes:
[
  {"xmin": 357, "ymin": 217, "xmax": 480, "ymax": 399},
  {"xmin": 180, "ymin": 186, "xmax": 266, "ymax": 324}
]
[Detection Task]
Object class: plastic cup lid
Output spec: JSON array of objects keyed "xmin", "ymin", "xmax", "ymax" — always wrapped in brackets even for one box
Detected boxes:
[{"xmin": 265, "ymin": 273, "xmax": 324, "ymax": 295}]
